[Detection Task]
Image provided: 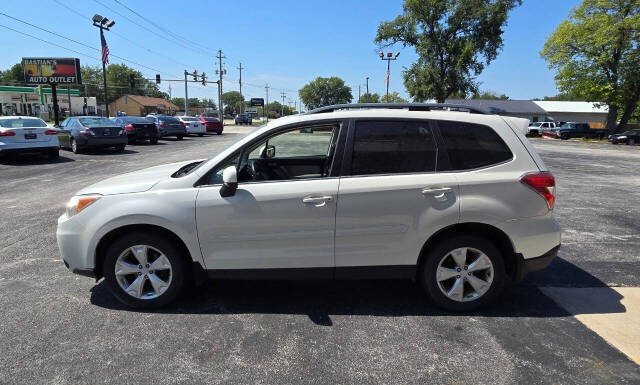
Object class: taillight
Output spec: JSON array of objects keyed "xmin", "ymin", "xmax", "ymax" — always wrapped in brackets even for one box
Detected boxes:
[
  {"xmin": 521, "ymin": 172, "xmax": 555, "ymax": 209},
  {"xmin": 0, "ymin": 131, "xmax": 16, "ymax": 136},
  {"xmin": 160, "ymin": 123, "xmax": 169, "ymax": 127},
  {"xmin": 79, "ymin": 130, "xmax": 95, "ymax": 136},
  {"xmin": 44, "ymin": 129, "xmax": 57, "ymax": 135},
  {"xmin": 125, "ymin": 124, "xmax": 135, "ymax": 132},
  {"xmin": 183, "ymin": 122, "xmax": 190, "ymax": 126}
]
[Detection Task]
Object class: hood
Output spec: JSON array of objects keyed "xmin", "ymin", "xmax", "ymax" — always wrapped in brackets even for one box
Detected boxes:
[{"xmin": 75, "ymin": 160, "xmax": 200, "ymax": 196}]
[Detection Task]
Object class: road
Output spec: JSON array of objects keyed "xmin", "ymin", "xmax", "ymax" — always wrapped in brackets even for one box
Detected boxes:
[{"xmin": 1, "ymin": 129, "xmax": 639, "ymax": 384}]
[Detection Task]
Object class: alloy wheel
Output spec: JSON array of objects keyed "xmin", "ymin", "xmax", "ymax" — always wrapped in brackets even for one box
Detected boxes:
[
  {"xmin": 114, "ymin": 245, "xmax": 172, "ymax": 300},
  {"xmin": 436, "ymin": 247, "xmax": 494, "ymax": 302}
]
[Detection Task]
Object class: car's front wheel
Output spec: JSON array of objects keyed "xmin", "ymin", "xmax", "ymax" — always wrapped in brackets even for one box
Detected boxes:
[
  {"xmin": 420, "ymin": 235, "xmax": 505, "ymax": 311},
  {"xmin": 71, "ymin": 138, "xmax": 81, "ymax": 154},
  {"xmin": 103, "ymin": 233, "xmax": 186, "ymax": 308}
]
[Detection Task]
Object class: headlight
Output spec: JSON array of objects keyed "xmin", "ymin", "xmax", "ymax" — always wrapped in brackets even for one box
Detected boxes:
[{"xmin": 66, "ymin": 194, "xmax": 101, "ymax": 217}]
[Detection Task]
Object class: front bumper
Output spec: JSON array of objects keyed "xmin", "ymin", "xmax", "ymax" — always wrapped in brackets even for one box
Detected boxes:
[{"xmin": 57, "ymin": 213, "xmax": 95, "ymax": 278}]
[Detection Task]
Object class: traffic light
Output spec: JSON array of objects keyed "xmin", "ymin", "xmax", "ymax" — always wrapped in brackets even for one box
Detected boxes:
[
  {"xmin": 201, "ymin": 72, "xmax": 206, "ymax": 86},
  {"xmin": 129, "ymin": 73, "xmax": 135, "ymax": 88},
  {"xmin": 155, "ymin": 74, "xmax": 161, "ymax": 84},
  {"xmin": 192, "ymin": 70, "xmax": 198, "ymax": 81}
]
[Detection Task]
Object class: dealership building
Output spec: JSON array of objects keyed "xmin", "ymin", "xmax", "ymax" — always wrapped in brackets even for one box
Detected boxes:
[{"xmin": 0, "ymin": 85, "xmax": 97, "ymax": 119}]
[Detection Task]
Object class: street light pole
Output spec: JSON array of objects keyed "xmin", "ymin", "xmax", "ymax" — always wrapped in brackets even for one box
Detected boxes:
[
  {"xmin": 379, "ymin": 51, "xmax": 400, "ymax": 101},
  {"xmin": 92, "ymin": 14, "xmax": 115, "ymax": 117}
]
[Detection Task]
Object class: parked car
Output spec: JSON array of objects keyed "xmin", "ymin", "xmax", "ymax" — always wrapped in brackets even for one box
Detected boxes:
[
  {"xmin": 57, "ymin": 116, "xmax": 127, "ymax": 154},
  {"xmin": 199, "ymin": 116, "xmax": 223, "ymax": 135},
  {"xmin": 235, "ymin": 113, "xmax": 252, "ymax": 125},
  {"xmin": 57, "ymin": 104, "xmax": 560, "ymax": 311},
  {"xmin": 176, "ymin": 116, "xmax": 206, "ymax": 137},
  {"xmin": 0, "ymin": 116, "xmax": 59, "ymax": 160},
  {"xmin": 112, "ymin": 116, "xmax": 159, "ymax": 144},
  {"xmin": 543, "ymin": 122, "xmax": 607, "ymax": 140},
  {"xmin": 609, "ymin": 129, "xmax": 640, "ymax": 145},
  {"xmin": 145, "ymin": 115, "xmax": 186, "ymax": 140},
  {"xmin": 527, "ymin": 121, "xmax": 555, "ymax": 137},
  {"xmin": 223, "ymin": 114, "xmax": 235, "ymax": 119}
]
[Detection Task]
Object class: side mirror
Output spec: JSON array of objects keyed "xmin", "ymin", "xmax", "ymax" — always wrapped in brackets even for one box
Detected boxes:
[
  {"xmin": 219, "ymin": 166, "xmax": 238, "ymax": 197},
  {"xmin": 260, "ymin": 144, "xmax": 276, "ymax": 159}
]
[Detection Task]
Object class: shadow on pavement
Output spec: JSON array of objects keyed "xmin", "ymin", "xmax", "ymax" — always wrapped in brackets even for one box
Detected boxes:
[
  {"xmin": 0, "ymin": 154, "xmax": 74, "ymax": 165},
  {"xmin": 90, "ymin": 257, "xmax": 625, "ymax": 325}
]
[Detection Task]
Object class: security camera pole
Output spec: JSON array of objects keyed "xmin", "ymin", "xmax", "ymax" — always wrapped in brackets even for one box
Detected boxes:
[
  {"xmin": 92, "ymin": 14, "xmax": 115, "ymax": 117},
  {"xmin": 379, "ymin": 51, "xmax": 400, "ymax": 100}
]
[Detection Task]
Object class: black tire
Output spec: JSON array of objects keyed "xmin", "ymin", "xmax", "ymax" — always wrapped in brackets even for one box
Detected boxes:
[
  {"xmin": 71, "ymin": 138, "xmax": 81, "ymax": 154},
  {"xmin": 103, "ymin": 232, "xmax": 187, "ymax": 308},
  {"xmin": 419, "ymin": 235, "xmax": 506, "ymax": 312},
  {"xmin": 176, "ymin": 135, "xmax": 184, "ymax": 141},
  {"xmin": 198, "ymin": 133, "xmax": 204, "ymax": 137},
  {"xmin": 150, "ymin": 138, "xmax": 158, "ymax": 145},
  {"xmin": 560, "ymin": 133, "xmax": 569, "ymax": 140},
  {"xmin": 47, "ymin": 149, "xmax": 59, "ymax": 160},
  {"xmin": 216, "ymin": 130, "xmax": 222, "ymax": 135},
  {"xmin": 115, "ymin": 145, "xmax": 125, "ymax": 153}
]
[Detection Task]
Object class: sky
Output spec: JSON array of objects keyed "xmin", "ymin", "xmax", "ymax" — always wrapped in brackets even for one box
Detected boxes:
[{"xmin": 0, "ymin": 0, "xmax": 582, "ymax": 107}]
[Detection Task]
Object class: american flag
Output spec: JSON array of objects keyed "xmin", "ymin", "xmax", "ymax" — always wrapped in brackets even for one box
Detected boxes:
[
  {"xmin": 100, "ymin": 30, "xmax": 110, "ymax": 65},
  {"xmin": 385, "ymin": 70, "xmax": 390, "ymax": 85}
]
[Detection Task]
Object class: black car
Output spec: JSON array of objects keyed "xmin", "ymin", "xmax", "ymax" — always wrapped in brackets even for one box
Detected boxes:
[
  {"xmin": 56, "ymin": 116, "xmax": 128, "ymax": 154},
  {"xmin": 609, "ymin": 129, "xmax": 640, "ymax": 145},
  {"xmin": 145, "ymin": 115, "xmax": 186, "ymax": 140},
  {"xmin": 235, "ymin": 113, "xmax": 252, "ymax": 125},
  {"xmin": 112, "ymin": 116, "xmax": 159, "ymax": 144}
]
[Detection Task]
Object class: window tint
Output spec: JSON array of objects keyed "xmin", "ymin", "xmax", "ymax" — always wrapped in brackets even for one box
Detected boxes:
[
  {"xmin": 438, "ymin": 120, "xmax": 512, "ymax": 170},
  {"xmin": 351, "ymin": 120, "xmax": 437, "ymax": 176}
]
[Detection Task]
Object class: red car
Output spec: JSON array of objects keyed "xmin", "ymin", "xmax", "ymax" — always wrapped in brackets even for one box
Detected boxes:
[{"xmin": 199, "ymin": 117, "xmax": 223, "ymax": 135}]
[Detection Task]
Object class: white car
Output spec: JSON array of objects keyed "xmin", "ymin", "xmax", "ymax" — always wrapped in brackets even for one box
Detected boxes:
[
  {"xmin": 57, "ymin": 104, "xmax": 561, "ymax": 311},
  {"xmin": 176, "ymin": 116, "xmax": 206, "ymax": 136},
  {"xmin": 0, "ymin": 116, "xmax": 60, "ymax": 160},
  {"xmin": 527, "ymin": 121, "xmax": 556, "ymax": 137}
]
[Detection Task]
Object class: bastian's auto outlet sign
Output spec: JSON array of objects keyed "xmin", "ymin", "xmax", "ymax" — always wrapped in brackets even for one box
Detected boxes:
[{"xmin": 22, "ymin": 58, "xmax": 82, "ymax": 85}]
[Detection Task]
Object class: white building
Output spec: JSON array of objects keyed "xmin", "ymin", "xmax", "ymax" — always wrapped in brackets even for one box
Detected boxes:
[
  {"xmin": 0, "ymin": 85, "xmax": 97, "ymax": 119},
  {"xmin": 532, "ymin": 101, "xmax": 608, "ymax": 123}
]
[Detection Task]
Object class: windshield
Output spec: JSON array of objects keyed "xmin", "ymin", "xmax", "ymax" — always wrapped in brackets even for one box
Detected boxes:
[
  {"xmin": 79, "ymin": 117, "xmax": 119, "ymax": 127},
  {"xmin": 0, "ymin": 118, "xmax": 48, "ymax": 128}
]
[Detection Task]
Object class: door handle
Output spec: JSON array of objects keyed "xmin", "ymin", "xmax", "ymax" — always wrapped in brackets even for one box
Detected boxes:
[
  {"xmin": 302, "ymin": 195, "xmax": 333, "ymax": 205},
  {"xmin": 421, "ymin": 187, "xmax": 452, "ymax": 196}
]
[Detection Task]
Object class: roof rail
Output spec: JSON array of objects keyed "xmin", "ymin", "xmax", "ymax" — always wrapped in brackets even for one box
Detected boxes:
[{"xmin": 305, "ymin": 103, "xmax": 489, "ymax": 115}]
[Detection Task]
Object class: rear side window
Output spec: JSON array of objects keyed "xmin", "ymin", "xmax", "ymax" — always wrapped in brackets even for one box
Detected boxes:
[
  {"xmin": 351, "ymin": 120, "xmax": 437, "ymax": 176},
  {"xmin": 437, "ymin": 120, "xmax": 512, "ymax": 170}
]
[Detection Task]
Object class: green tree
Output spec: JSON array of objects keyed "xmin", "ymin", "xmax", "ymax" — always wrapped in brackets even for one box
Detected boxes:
[
  {"xmin": 380, "ymin": 91, "xmax": 408, "ymax": 103},
  {"xmin": 359, "ymin": 93, "xmax": 381, "ymax": 103},
  {"xmin": 221, "ymin": 91, "xmax": 243, "ymax": 113},
  {"xmin": 0, "ymin": 63, "xmax": 25, "ymax": 83},
  {"xmin": 298, "ymin": 77, "xmax": 352, "ymax": 110},
  {"xmin": 541, "ymin": 0, "xmax": 640, "ymax": 133},
  {"xmin": 375, "ymin": 0, "xmax": 522, "ymax": 103}
]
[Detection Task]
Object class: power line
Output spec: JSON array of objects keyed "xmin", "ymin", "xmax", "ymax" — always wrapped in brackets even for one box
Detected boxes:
[
  {"xmin": 0, "ymin": 12, "xmax": 179, "ymax": 78},
  {"xmin": 112, "ymin": 0, "xmax": 216, "ymax": 54}
]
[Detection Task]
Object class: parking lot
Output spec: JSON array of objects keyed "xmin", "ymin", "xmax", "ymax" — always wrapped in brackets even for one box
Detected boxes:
[{"xmin": 1, "ymin": 130, "xmax": 639, "ymax": 384}]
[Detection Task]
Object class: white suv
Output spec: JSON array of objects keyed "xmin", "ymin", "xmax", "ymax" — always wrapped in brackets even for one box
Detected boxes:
[{"xmin": 57, "ymin": 104, "xmax": 560, "ymax": 311}]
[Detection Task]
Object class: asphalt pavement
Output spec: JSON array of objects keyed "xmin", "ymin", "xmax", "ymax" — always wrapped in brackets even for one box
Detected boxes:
[{"xmin": 1, "ymin": 130, "xmax": 639, "ymax": 384}]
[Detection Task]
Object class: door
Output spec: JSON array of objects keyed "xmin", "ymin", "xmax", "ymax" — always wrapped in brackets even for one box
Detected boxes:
[
  {"xmin": 334, "ymin": 119, "xmax": 460, "ymax": 269},
  {"xmin": 57, "ymin": 118, "xmax": 71, "ymax": 148},
  {"xmin": 196, "ymin": 123, "xmax": 342, "ymax": 272}
]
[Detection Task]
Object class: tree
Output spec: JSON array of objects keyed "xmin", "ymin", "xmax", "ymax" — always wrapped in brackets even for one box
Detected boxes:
[
  {"xmin": 298, "ymin": 77, "xmax": 352, "ymax": 110},
  {"xmin": 221, "ymin": 91, "xmax": 243, "ymax": 113},
  {"xmin": 380, "ymin": 91, "xmax": 408, "ymax": 103},
  {"xmin": 81, "ymin": 64, "xmax": 167, "ymax": 105},
  {"xmin": 375, "ymin": 0, "xmax": 522, "ymax": 103},
  {"xmin": 359, "ymin": 93, "xmax": 381, "ymax": 103},
  {"xmin": 541, "ymin": 0, "xmax": 640, "ymax": 133},
  {"xmin": 0, "ymin": 63, "xmax": 25, "ymax": 83}
]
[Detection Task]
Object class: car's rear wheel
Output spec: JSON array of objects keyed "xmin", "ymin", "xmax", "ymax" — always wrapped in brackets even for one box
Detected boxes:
[
  {"xmin": 420, "ymin": 235, "xmax": 505, "ymax": 311},
  {"xmin": 103, "ymin": 233, "xmax": 186, "ymax": 308},
  {"xmin": 217, "ymin": 130, "xmax": 222, "ymax": 135},
  {"xmin": 150, "ymin": 138, "xmax": 158, "ymax": 145},
  {"xmin": 176, "ymin": 135, "xmax": 184, "ymax": 141},
  {"xmin": 71, "ymin": 138, "xmax": 81, "ymax": 154}
]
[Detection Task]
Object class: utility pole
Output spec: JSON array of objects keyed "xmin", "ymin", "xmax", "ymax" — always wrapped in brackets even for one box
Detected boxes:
[
  {"xmin": 358, "ymin": 84, "xmax": 361, "ymax": 102},
  {"xmin": 183, "ymin": 70, "xmax": 189, "ymax": 115},
  {"xmin": 379, "ymin": 51, "xmax": 400, "ymax": 100},
  {"xmin": 280, "ymin": 91, "xmax": 286, "ymax": 117},
  {"xmin": 168, "ymin": 83, "xmax": 172, "ymax": 100},
  {"xmin": 265, "ymin": 83, "xmax": 269, "ymax": 122},
  {"xmin": 216, "ymin": 49, "xmax": 225, "ymax": 121},
  {"xmin": 237, "ymin": 62, "xmax": 244, "ymax": 114},
  {"xmin": 366, "ymin": 77, "xmax": 369, "ymax": 94}
]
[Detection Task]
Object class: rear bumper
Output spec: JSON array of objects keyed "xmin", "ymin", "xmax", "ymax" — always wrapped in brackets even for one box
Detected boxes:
[
  {"xmin": 514, "ymin": 245, "xmax": 560, "ymax": 281},
  {"xmin": 128, "ymin": 132, "xmax": 159, "ymax": 140},
  {"xmin": 205, "ymin": 124, "xmax": 223, "ymax": 132},
  {"xmin": 77, "ymin": 136, "xmax": 128, "ymax": 148},
  {"xmin": 159, "ymin": 129, "xmax": 186, "ymax": 137},
  {"xmin": 0, "ymin": 145, "xmax": 58, "ymax": 154}
]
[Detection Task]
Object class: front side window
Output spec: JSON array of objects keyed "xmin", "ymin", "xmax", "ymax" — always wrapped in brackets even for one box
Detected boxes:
[
  {"xmin": 350, "ymin": 120, "xmax": 437, "ymax": 176},
  {"xmin": 438, "ymin": 120, "xmax": 513, "ymax": 171}
]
